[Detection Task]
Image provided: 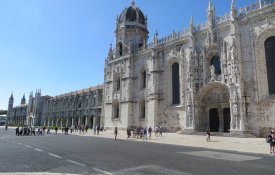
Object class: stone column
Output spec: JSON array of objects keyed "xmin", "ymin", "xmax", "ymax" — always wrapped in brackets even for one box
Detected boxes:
[
  {"xmin": 43, "ymin": 119, "xmax": 46, "ymax": 127},
  {"xmin": 93, "ymin": 117, "xmax": 96, "ymax": 128},
  {"xmin": 56, "ymin": 118, "xmax": 59, "ymax": 127},
  {"xmin": 61, "ymin": 118, "xmax": 63, "ymax": 128},
  {"xmin": 85, "ymin": 116, "xmax": 88, "ymax": 127},
  {"xmin": 71, "ymin": 118, "xmax": 74, "ymax": 127},
  {"xmin": 51, "ymin": 119, "xmax": 54, "ymax": 127},
  {"xmin": 47, "ymin": 118, "xmax": 50, "ymax": 127},
  {"xmin": 66, "ymin": 118, "xmax": 68, "ymax": 128},
  {"xmin": 78, "ymin": 117, "xmax": 81, "ymax": 126}
]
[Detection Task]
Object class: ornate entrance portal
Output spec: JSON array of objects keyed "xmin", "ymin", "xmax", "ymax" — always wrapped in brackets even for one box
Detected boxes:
[{"xmin": 197, "ymin": 82, "xmax": 230, "ymax": 133}]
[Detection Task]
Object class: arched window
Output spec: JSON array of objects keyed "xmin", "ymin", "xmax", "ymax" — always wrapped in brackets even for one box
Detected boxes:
[
  {"xmin": 140, "ymin": 99, "xmax": 145, "ymax": 118},
  {"xmin": 118, "ymin": 42, "xmax": 123, "ymax": 56},
  {"xmin": 116, "ymin": 79, "xmax": 120, "ymax": 91},
  {"xmin": 139, "ymin": 43, "xmax": 143, "ymax": 51},
  {"xmin": 172, "ymin": 62, "xmax": 180, "ymax": 104},
  {"xmin": 113, "ymin": 101, "xmax": 119, "ymax": 119},
  {"xmin": 265, "ymin": 36, "xmax": 275, "ymax": 94},
  {"xmin": 211, "ymin": 56, "xmax": 221, "ymax": 75}
]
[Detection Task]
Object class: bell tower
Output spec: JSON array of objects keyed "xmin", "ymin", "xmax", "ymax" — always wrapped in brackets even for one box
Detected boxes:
[{"xmin": 115, "ymin": 0, "xmax": 149, "ymax": 57}]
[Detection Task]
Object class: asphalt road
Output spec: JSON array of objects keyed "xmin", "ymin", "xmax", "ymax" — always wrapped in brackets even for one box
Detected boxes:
[{"xmin": 0, "ymin": 127, "xmax": 274, "ymax": 175}]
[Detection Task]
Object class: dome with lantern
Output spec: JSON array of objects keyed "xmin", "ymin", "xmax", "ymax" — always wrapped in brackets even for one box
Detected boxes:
[{"xmin": 117, "ymin": 1, "xmax": 148, "ymax": 32}]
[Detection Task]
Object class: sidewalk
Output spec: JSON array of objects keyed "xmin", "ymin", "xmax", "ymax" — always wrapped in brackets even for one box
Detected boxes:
[{"xmin": 73, "ymin": 129, "xmax": 270, "ymax": 155}]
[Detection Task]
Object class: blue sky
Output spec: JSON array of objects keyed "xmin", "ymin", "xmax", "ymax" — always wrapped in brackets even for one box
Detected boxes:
[{"xmin": 0, "ymin": 0, "xmax": 256, "ymax": 109}]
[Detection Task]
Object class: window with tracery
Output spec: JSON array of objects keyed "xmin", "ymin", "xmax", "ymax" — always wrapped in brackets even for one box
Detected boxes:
[
  {"xmin": 211, "ymin": 56, "xmax": 221, "ymax": 75},
  {"xmin": 172, "ymin": 62, "xmax": 180, "ymax": 104},
  {"xmin": 265, "ymin": 36, "xmax": 275, "ymax": 94}
]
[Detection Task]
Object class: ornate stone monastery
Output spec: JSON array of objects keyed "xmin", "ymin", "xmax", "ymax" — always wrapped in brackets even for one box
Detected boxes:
[{"xmin": 7, "ymin": 0, "xmax": 275, "ymax": 136}]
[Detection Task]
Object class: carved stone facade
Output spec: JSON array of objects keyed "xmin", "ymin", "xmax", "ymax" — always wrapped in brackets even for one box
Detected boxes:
[
  {"xmin": 7, "ymin": 85, "xmax": 103, "ymax": 128},
  {"xmin": 103, "ymin": 0, "xmax": 275, "ymax": 136}
]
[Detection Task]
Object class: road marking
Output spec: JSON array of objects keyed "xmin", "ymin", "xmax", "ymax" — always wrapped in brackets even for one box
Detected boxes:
[
  {"xmin": 93, "ymin": 168, "xmax": 112, "ymax": 175},
  {"xmin": 24, "ymin": 145, "xmax": 32, "ymax": 148},
  {"xmin": 67, "ymin": 159, "xmax": 86, "ymax": 167},
  {"xmin": 48, "ymin": 153, "xmax": 62, "ymax": 159},
  {"xmin": 35, "ymin": 148, "xmax": 44, "ymax": 152},
  {"xmin": 17, "ymin": 143, "xmax": 22, "ymax": 145},
  {"xmin": 178, "ymin": 151, "xmax": 262, "ymax": 162}
]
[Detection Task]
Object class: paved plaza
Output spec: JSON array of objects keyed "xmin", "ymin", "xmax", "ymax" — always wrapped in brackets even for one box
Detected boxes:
[
  {"xmin": 1, "ymin": 126, "xmax": 274, "ymax": 175},
  {"xmin": 73, "ymin": 129, "xmax": 270, "ymax": 155}
]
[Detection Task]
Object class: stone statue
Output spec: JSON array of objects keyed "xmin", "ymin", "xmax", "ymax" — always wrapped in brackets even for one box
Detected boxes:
[
  {"xmin": 210, "ymin": 65, "xmax": 216, "ymax": 81},
  {"xmin": 233, "ymin": 103, "xmax": 238, "ymax": 116}
]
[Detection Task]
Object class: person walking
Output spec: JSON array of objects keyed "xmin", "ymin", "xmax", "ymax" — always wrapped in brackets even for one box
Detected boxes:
[
  {"xmin": 97, "ymin": 125, "xmax": 100, "ymax": 135},
  {"xmin": 127, "ymin": 127, "xmax": 131, "ymax": 139},
  {"xmin": 266, "ymin": 130, "xmax": 275, "ymax": 154},
  {"xmin": 206, "ymin": 128, "xmax": 211, "ymax": 142},
  {"xmin": 114, "ymin": 127, "xmax": 118, "ymax": 140},
  {"xmin": 55, "ymin": 126, "xmax": 58, "ymax": 135},
  {"xmin": 155, "ymin": 126, "xmax": 158, "ymax": 137},
  {"xmin": 148, "ymin": 126, "xmax": 152, "ymax": 139},
  {"xmin": 94, "ymin": 125, "xmax": 97, "ymax": 135},
  {"xmin": 159, "ymin": 126, "xmax": 163, "ymax": 136},
  {"xmin": 143, "ymin": 127, "xmax": 147, "ymax": 140},
  {"xmin": 15, "ymin": 127, "xmax": 19, "ymax": 136}
]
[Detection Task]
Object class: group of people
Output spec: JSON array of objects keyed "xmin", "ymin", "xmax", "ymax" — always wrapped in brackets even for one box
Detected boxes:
[
  {"xmin": 93, "ymin": 125, "xmax": 104, "ymax": 135},
  {"xmin": 15, "ymin": 126, "xmax": 48, "ymax": 136},
  {"xmin": 114, "ymin": 126, "xmax": 163, "ymax": 140}
]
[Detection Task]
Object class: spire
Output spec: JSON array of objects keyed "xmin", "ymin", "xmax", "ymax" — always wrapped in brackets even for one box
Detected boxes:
[
  {"xmin": 207, "ymin": 0, "xmax": 215, "ymax": 26},
  {"xmin": 230, "ymin": 0, "xmax": 236, "ymax": 21},
  {"xmin": 208, "ymin": 0, "xmax": 213, "ymax": 11},
  {"xmin": 108, "ymin": 43, "xmax": 113, "ymax": 60},
  {"xmin": 9, "ymin": 92, "xmax": 14, "ymax": 107},
  {"xmin": 190, "ymin": 15, "xmax": 194, "ymax": 26},
  {"xmin": 154, "ymin": 29, "xmax": 158, "ymax": 47},
  {"xmin": 231, "ymin": 0, "xmax": 235, "ymax": 10},
  {"xmin": 21, "ymin": 93, "xmax": 26, "ymax": 105},
  {"xmin": 131, "ymin": 0, "xmax": 136, "ymax": 8},
  {"xmin": 189, "ymin": 15, "xmax": 194, "ymax": 35}
]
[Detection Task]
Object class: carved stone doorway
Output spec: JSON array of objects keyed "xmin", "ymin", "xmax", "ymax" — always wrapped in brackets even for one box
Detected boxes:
[
  {"xmin": 209, "ymin": 108, "xmax": 219, "ymax": 132},
  {"xmin": 197, "ymin": 82, "xmax": 230, "ymax": 133}
]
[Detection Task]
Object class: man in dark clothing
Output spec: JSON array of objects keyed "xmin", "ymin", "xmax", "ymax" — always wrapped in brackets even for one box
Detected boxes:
[
  {"xmin": 15, "ymin": 127, "xmax": 19, "ymax": 136},
  {"xmin": 148, "ymin": 126, "xmax": 152, "ymax": 139},
  {"xmin": 267, "ymin": 130, "xmax": 274, "ymax": 154},
  {"xmin": 55, "ymin": 126, "xmax": 58, "ymax": 134},
  {"xmin": 97, "ymin": 125, "xmax": 100, "ymax": 135}
]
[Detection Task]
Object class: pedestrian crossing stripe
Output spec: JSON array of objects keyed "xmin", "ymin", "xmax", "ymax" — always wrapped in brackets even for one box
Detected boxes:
[{"xmin": 178, "ymin": 151, "xmax": 262, "ymax": 162}]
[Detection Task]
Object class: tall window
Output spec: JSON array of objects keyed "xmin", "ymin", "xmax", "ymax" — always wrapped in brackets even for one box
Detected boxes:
[
  {"xmin": 119, "ymin": 42, "xmax": 123, "ymax": 56},
  {"xmin": 211, "ymin": 56, "xmax": 221, "ymax": 75},
  {"xmin": 265, "ymin": 36, "xmax": 275, "ymax": 94},
  {"xmin": 116, "ymin": 79, "xmax": 120, "ymax": 91},
  {"xmin": 113, "ymin": 101, "xmax": 119, "ymax": 119},
  {"xmin": 172, "ymin": 62, "xmax": 180, "ymax": 104},
  {"xmin": 140, "ymin": 99, "xmax": 145, "ymax": 118},
  {"xmin": 142, "ymin": 70, "xmax": 146, "ymax": 89}
]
